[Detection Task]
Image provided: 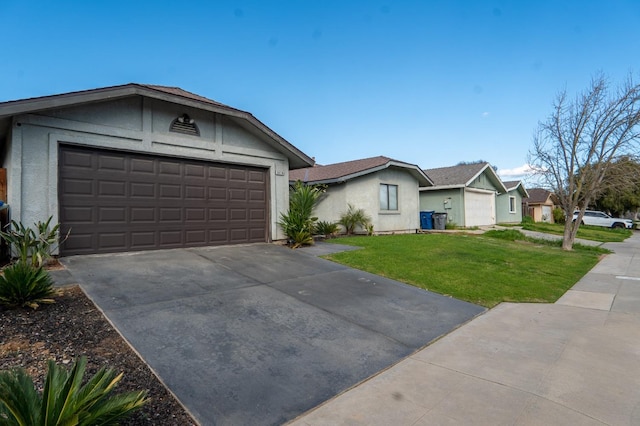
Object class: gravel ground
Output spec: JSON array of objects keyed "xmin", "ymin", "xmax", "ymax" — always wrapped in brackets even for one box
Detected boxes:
[{"xmin": 0, "ymin": 285, "xmax": 198, "ymax": 425}]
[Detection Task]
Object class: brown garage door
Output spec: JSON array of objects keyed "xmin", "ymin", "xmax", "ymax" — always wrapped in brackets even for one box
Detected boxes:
[{"xmin": 59, "ymin": 145, "xmax": 268, "ymax": 255}]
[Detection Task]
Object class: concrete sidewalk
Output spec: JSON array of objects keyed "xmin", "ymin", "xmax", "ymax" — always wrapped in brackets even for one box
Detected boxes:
[{"xmin": 289, "ymin": 233, "xmax": 640, "ymax": 425}]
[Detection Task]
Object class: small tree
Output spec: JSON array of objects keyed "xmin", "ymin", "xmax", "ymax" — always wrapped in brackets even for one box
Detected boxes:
[{"xmin": 529, "ymin": 74, "xmax": 640, "ymax": 250}]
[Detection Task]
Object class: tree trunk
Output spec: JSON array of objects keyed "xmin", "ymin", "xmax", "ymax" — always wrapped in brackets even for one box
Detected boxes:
[{"xmin": 562, "ymin": 220, "xmax": 575, "ymax": 250}]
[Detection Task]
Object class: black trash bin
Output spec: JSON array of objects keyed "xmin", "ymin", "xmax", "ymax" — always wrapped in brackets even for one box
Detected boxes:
[
  {"xmin": 419, "ymin": 211, "xmax": 434, "ymax": 229},
  {"xmin": 433, "ymin": 212, "xmax": 447, "ymax": 230}
]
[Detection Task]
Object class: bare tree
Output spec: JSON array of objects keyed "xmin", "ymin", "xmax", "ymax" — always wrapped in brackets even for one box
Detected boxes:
[{"xmin": 529, "ymin": 74, "xmax": 640, "ymax": 250}]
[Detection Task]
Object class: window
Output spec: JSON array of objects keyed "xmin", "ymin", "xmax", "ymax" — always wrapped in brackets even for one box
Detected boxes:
[
  {"xmin": 380, "ymin": 184, "xmax": 398, "ymax": 211},
  {"xmin": 509, "ymin": 196, "xmax": 516, "ymax": 213}
]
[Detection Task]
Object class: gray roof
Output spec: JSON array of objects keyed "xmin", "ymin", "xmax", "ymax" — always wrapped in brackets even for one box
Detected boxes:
[
  {"xmin": 423, "ymin": 162, "xmax": 507, "ymax": 193},
  {"xmin": 289, "ymin": 156, "xmax": 433, "ymax": 186},
  {"xmin": 502, "ymin": 180, "xmax": 529, "ymax": 197},
  {"xmin": 0, "ymin": 83, "xmax": 314, "ymax": 169},
  {"xmin": 524, "ymin": 188, "xmax": 555, "ymax": 204}
]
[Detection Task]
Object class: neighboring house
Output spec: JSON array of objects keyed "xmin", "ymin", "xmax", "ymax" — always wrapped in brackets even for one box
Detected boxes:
[
  {"xmin": 420, "ymin": 162, "xmax": 507, "ymax": 227},
  {"xmin": 0, "ymin": 84, "xmax": 314, "ymax": 255},
  {"xmin": 496, "ymin": 180, "xmax": 529, "ymax": 224},
  {"xmin": 523, "ymin": 188, "xmax": 557, "ymax": 223},
  {"xmin": 289, "ymin": 156, "xmax": 433, "ymax": 234}
]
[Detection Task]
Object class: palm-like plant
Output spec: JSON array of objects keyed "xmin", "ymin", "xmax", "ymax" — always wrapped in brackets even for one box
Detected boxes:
[
  {"xmin": 0, "ymin": 262, "xmax": 58, "ymax": 309},
  {"xmin": 0, "ymin": 357, "xmax": 148, "ymax": 425},
  {"xmin": 279, "ymin": 181, "xmax": 325, "ymax": 248},
  {"xmin": 338, "ymin": 204, "xmax": 372, "ymax": 235}
]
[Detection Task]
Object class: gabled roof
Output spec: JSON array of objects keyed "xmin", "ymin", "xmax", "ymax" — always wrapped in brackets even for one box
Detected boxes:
[
  {"xmin": 524, "ymin": 188, "xmax": 555, "ymax": 204},
  {"xmin": 501, "ymin": 180, "xmax": 529, "ymax": 198},
  {"xmin": 422, "ymin": 162, "xmax": 507, "ymax": 193},
  {"xmin": 0, "ymin": 83, "xmax": 314, "ymax": 169},
  {"xmin": 289, "ymin": 156, "xmax": 433, "ymax": 186}
]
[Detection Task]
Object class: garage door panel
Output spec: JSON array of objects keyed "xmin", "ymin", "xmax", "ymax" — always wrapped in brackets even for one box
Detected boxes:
[
  {"xmin": 229, "ymin": 169, "xmax": 247, "ymax": 181},
  {"xmin": 98, "ymin": 207, "xmax": 126, "ymax": 223},
  {"xmin": 130, "ymin": 158, "xmax": 155, "ymax": 174},
  {"xmin": 209, "ymin": 209, "xmax": 227, "ymax": 221},
  {"xmin": 98, "ymin": 181, "xmax": 126, "ymax": 197},
  {"xmin": 159, "ymin": 184, "xmax": 181, "ymax": 198},
  {"xmin": 131, "ymin": 232, "xmax": 156, "ymax": 248},
  {"xmin": 99, "ymin": 155, "xmax": 126, "ymax": 171},
  {"xmin": 130, "ymin": 183, "xmax": 155, "ymax": 198},
  {"xmin": 185, "ymin": 164, "xmax": 205, "ymax": 178},
  {"xmin": 131, "ymin": 207, "xmax": 155, "ymax": 222},
  {"xmin": 229, "ymin": 188, "xmax": 247, "ymax": 201},
  {"xmin": 159, "ymin": 231, "xmax": 182, "ymax": 245},
  {"xmin": 230, "ymin": 228, "xmax": 248, "ymax": 242},
  {"xmin": 62, "ymin": 178, "xmax": 94, "ymax": 196},
  {"xmin": 99, "ymin": 233, "xmax": 127, "ymax": 249},
  {"xmin": 59, "ymin": 145, "xmax": 268, "ymax": 255},
  {"xmin": 63, "ymin": 206, "xmax": 94, "ymax": 223},
  {"xmin": 62, "ymin": 150, "xmax": 93, "ymax": 168}
]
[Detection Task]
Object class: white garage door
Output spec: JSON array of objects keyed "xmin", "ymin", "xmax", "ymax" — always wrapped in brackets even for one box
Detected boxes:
[{"xmin": 464, "ymin": 189, "xmax": 496, "ymax": 227}]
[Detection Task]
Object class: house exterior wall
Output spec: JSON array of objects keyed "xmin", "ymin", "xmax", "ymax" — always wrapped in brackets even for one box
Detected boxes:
[
  {"xmin": 497, "ymin": 189, "xmax": 524, "ymax": 224},
  {"xmin": 528, "ymin": 202, "xmax": 555, "ymax": 223},
  {"xmin": 468, "ymin": 171, "xmax": 499, "ymax": 191},
  {"xmin": 313, "ymin": 168, "xmax": 420, "ymax": 233},
  {"xmin": 7, "ymin": 97, "xmax": 291, "ymax": 241},
  {"xmin": 419, "ymin": 188, "xmax": 465, "ymax": 227}
]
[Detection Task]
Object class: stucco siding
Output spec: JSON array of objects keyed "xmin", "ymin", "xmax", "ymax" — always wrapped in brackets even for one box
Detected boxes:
[
  {"xmin": 8, "ymin": 98, "xmax": 291, "ymax": 241},
  {"xmin": 496, "ymin": 190, "xmax": 523, "ymax": 223},
  {"xmin": 312, "ymin": 168, "xmax": 420, "ymax": 233},
  {"xmin": 419, "ymin": 188, "xmax": 465, "ymax": 227}
]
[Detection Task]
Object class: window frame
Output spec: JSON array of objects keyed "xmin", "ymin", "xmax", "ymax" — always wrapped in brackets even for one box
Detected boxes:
[
  {"xmin": 380, "ymin": 183, "xmax": 399, "ymax": 211},
  {"xmin": 509, "ymin": 196, "xmax": 516, "ymax": 213}
]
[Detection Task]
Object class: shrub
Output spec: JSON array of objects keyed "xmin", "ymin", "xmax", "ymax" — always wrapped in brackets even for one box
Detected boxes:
[
  {"xmin": 552, "ymin": 207, "xmax": 565, "ymax": 224},
  {"xmin": 521, "ymin": 216, "xmax": 534, "ymax": 225},
  {"xmin": 338, "ymin": 204, "xmax": 371, "ymax": 235},
  {"xmin": 0, "ymin": 357, "xmax": 148, "ymax": 425},
  {"xmin": 0, "ymin": 217, "xmax": 68, "ymax": 267},
  {"xmin": 279, "ymin": 181, "xmax": 325, "ymax": 248},
  {"xmin": 0, "ymin": 262, "xmax": 57, "ymax": 309},
  {"xmin": 315, "ymin": 221, "xmax": 340, "ymax": 237}
]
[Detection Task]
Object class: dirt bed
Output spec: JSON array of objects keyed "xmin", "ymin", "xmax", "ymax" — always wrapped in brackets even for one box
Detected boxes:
[{"xmin": 0, "ymin": 285, "xmax": 198, "ymax": 425}]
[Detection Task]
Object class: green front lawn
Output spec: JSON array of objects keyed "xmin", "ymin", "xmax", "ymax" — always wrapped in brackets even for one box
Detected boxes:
[
  {"xmin": 521, "ymin": 222, "xmax": 632, "ymax": 242},
  {"xmin": 323, "ymin": 233, "xmax": 606, "ymax": 308}
]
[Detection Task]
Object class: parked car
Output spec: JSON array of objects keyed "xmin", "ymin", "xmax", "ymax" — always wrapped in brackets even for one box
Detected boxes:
[{"xmin": 572, "ymin": 210, "xmax": 634, "ymax": 229}]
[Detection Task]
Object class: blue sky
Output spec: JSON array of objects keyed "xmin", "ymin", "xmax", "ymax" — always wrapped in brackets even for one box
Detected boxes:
[{"xmin": 2, "ymin": 1, "xmax": 639, "ymax": 181}]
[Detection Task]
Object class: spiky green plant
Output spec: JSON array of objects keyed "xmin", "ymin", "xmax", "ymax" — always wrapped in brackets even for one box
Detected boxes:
[
  {"xmin": 279, "ymin": 181, "xmax": 325, "ymax": 247},
  {"xmin": 0, "ymin": 262, "xmax": 58, "ymax": 309},
  {"xmin": 315, "ymin": 220, "xmax": 340, "ymax": 237},
  {"xmin": 338, "ymin": 204, "xmax": 372, "ymax": 235},
  {"xmin": 0, "ymin": 357, "xmax": 148, "ymax": 425},
  {"xmin": 0, "ymin": 217, "xmax": 68, "ymax": 268}
]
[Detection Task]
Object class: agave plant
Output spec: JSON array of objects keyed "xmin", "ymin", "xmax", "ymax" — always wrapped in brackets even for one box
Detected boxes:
[
  {"xmin": 0, "ymin": 262, "xmax": 58, "ymax": 309},
  {"xmin": 0, "ymin": 357, "xmax": 148, "ymax": 425}
]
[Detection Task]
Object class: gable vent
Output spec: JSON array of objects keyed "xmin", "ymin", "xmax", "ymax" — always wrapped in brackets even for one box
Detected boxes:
[{"xmin": 170, "ymin": 114, "xmax": 200, "ymax": 136}]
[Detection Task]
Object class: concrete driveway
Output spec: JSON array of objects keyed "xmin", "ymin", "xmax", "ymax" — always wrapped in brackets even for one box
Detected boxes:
[{"xmin": 60, "ymin": 243, "xmax": 484, "ymax": 425}]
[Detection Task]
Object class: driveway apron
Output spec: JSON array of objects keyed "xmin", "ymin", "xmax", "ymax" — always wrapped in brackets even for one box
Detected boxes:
[{"xmin": 60, "ymin": 243, "xmax": 484, "ymax": 426}]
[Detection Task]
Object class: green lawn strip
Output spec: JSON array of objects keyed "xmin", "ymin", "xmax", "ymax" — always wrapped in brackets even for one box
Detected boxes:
[
  {"xmin": 323, "ymin": 234, "xmax": 603, "ymax": 308},
  {"xmin": 521, "ymin": 222, "xmax": 631, "ymax": 242}
]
